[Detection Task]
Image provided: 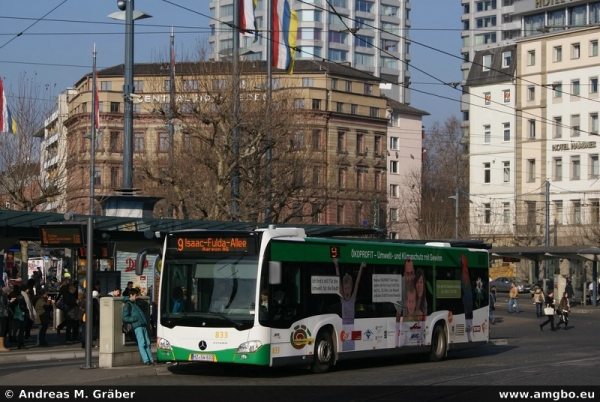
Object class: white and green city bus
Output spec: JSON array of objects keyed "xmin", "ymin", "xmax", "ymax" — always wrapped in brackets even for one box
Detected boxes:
[{"xmin": 136, "ymin": 226, "xmax": 490, "ymax": 373}]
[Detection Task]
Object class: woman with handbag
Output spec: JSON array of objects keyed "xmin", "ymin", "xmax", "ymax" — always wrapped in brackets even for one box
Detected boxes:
[{"xmin": 540, "ymin": 290, "xmax": 557, "ymax": 331}]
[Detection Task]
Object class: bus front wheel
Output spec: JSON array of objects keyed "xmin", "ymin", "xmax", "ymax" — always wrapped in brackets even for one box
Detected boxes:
[
  {"xmin": 429, "ymin": 325, "xmax": 447, "ymax": 362},
  {"xmin": 311, "ymin": 331, "xmax": 334, "ymax": 374}
]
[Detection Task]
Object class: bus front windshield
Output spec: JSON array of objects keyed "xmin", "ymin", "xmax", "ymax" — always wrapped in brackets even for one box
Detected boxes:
[{"xmin": 160, "ymin": 255, "xmax": 259, "ymax": 330}]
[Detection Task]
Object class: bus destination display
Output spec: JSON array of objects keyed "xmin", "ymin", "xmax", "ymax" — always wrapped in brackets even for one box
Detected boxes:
[
  {"xmin": 172, "ymin": 236, "xmax": 255, "ymax": 254},
  {"xmin": 40, "ymin": 224, "xmax": 84, "ymax": 247}
]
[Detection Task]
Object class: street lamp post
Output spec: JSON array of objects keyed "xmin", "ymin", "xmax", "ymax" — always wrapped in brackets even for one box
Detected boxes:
[
  {"xmin": 108, "ymin": 0, "xmax": 152, "ymax": 191},
  {"xmin": 449, "ymin": 187, "xmax": 473, "ymax": 239}
]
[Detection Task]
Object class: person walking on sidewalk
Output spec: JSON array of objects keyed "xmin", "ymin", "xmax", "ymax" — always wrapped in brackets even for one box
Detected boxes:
[
  {"xmin": 565, "ymin": 280, "xmax": 574, "ymax": 306},
  {"xmin": 556, "ymin": 291, "xmax": 571, "ymax": 330},
  {"xmin": 532, "ymin": 284, "xmax": 545, "ymax": 317},
  {"xmin": 122, "ymin": 288, "xmax": 155, "ymax": 365},
  {"xmin": 540, "ymin": 290, "xmax": 557, "ymax": 331},
  {"xmin": 508, "ymin": 282, "xmax": 521, "ymax": 313},
  {"xmin": 0, "ymin": 285, "xmax": 13, "ymax": 352}
]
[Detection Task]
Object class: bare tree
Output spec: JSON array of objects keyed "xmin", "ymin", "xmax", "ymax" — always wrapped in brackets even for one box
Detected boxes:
[{"xmin": 135, "ymin": 60, "xmax": 329, "ymax": 223}]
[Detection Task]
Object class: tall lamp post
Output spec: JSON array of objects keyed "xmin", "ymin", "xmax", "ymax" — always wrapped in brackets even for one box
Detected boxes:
[
  {"xmin": 449, "ymin": 187, "xmax": 473, "ymax": 239},
  {"xmin": 108, "ymin": 0, "xmax": 152, "ymax": 191}
]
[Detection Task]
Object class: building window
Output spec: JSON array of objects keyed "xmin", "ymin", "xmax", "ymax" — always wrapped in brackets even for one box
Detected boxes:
[
  {"xmin": 374, "ymin": 170, "xmax": 382, "ymax": 191},
  {"xmin": 484, "ymin": 162, "xmax": 491, "ymax": 183},
  {"xmin": 571, "ymin": 114, "xmax": 580, "ymax": 136},
  {"xmin": 553, "ymin": 46, "xmax": 562, "ymax": 62},
  {"xmin": 302, "ymin": 78, "xmax": 314, "ymax": 87},
  {"xmin": 528, "ymin": 159, "xmax": 536, "ymax": 182},
  {"xmin": 554, "ymin": 117, "xmax": 562, "ymax": 138},
  {"xmin": 527, "ymin": 86, "xmax": 535, "ymax": 101},
  {"xmin": 338, "ymin": 168, "xmax": 346, "ymax": 189},
  {"xmin": 356, "ymin": 170, "xmax": 365, "ymax": 190},
  {"xmin": 293, "ymin": 130, "xmax": 304, "ymax": 149},
  {"xmin": 336, "ymin": 102, "xmax": 344, "ymax": 113},
  {"xmin": 389, "ymin": 184, "xmax": 398, "ymax": 197},
  {"xmin": 572, "ymin": 43, "xmax": 580, "ymax": 59},
  {"xmin": 133, "ymin": 132, "xmax": 144, "ymax": 152},
  {"xmin": 345, "ymin": 80, "xmax": 352, "ymax": 91},
  {"xmin": 336, "ymin": 205, "xmax": 345, "ymax": 224},
  {"xmin": 555, "ymin": 200, "xmax": 563, "ymax": 225},
  {"xmin": 502, "ymin": 51, "xmax": 511, "ymax": 67},
  {"xmin": 110, "ymin": 102, "xmax": 120, "ymax": 112},
  {"xmin": 484, "ymin": 203, "xmax": 491, "ymax": 224},
  {"xmin": 591, "ymin": 40, "xmax": 599, "ymax": 57},
  {"xmin": 573, "ymin": 200, "xmax": 582, "ymax": 224},
  {"xmin": 529, "ymin": 119, "xmax": 536, "ymax": 139},
  {"xmin": 553, "ymin": 82, "xmax": 562, "ymax": 98},
  {"xmin": 101, "ymin": 81, "xmax": 111, "ymax": 91},
  {"xmin": 572, "ymin": 80, "xmax": 580, "ymax": 97},
  {"xmin": 294, "ymin": 98, "xmax": 305, "ymax": 108},
  {"xmin": 591, "ymin": 113, "xmax": 599, "ymax": 134},
  {"xmin": 389, "ymin": 208, "xmax": 398, "ymax": 222},
  {"xmin": 158, "ymin": 132, "xmax": 170, "ymax": 152},
  {"xmin": 390, "ymin": 160, "xmax": 398, "ymax": 174},
  {"xmin": 503, "ymin": 89, "xmax": 510, "ymax": 103},
  {"xmin": 503, "ymin": 122, "xmax": 510, "ymax": 141},
  {"xmin": 591, "ymin": 200, "xmax": 600, "ymax": 224},
  {"xmin": 351, "ymin": 104, "xmax": 358, "ymax": 115},
  {"xmin": 312, "ymin": 166, "xmax": 322, "ymax": 187},
  {"xmin": 591, "ymin": 77, "xmax": 598, "ymax": 94},
  {"xmin": 591, "ymin": 154, "xmax": 599, "ymax": 178},
  {"xmin": 528, "ymin": 50, "xmax": 535, "ymax": 66},
  {"xmin": 109, "ymin": 131, "xmax": 121, "ymax": 152},
  {"xmin": 503, "ymin": 202, "xmax": 510, "ymax": 224},
  {"xmin": 503, "ymin": 161, "xmax": 510, "ymax": 182},
  {"xmin": 554, "ymin": 157, "xmax": 562, "ymax": 181},
  {"xmin": 390, "ymin": 137, "xmax": 399, "ymax": 150},
  {"xmin": 311, "ymin": 204, "xmax": 322, "ymax": 224},
  {"xmin": 370, "ymin": 107, "xmax": 378, "ymax": 117},
  {"xmin": 572, "ymin": 156, "xmax": 581, "ymax": 180},
  {"xmin": 93, "ymin": 166, "xmax": 102, "ymax": 187},
  {"xmin": 110, "ymin": 167, "xmax": 120, "ymax": 189},
  {"xmin": 133, "ymin": 80, "xmax": 144, "ymax": 93},
  {"xmin": 484, "ymin": 92, "xmax": 491, "ymax": 105},
  {"xmin": 484, "ymin": 125, "xmax": 491, "ymax": 143},
  {"xmin": 312, "ymin": 129, "xmax": 323, "ymax": 151},
  {"xmin": 312, "ymin": 99, "xmax": 321, "ymax": 110},
  {"xmin": 364, "ymin": 83, "xmax": 373, "ymax": 95},
  {"xmin": 482, "ymin": 54, "xmax": 492, "ymax": 71},
  {"xmin": 374, "ymin": 135, "xmax": 382, "ymax": 156},
  {"xmin": 356, "ymin": 133, "xmax": 365, "ymax": 154},
  {"xmin": 337, "ymin": 131, "xmax": 346, "ymax": 153}
]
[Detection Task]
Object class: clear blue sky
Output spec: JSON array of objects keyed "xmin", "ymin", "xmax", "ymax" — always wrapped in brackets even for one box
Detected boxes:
[{"xmin": 0, "ymin": 0, "xmax": 462, "ymax": 130}]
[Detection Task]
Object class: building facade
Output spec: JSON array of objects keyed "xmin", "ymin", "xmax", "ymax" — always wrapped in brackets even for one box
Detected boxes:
[
  {"xmin": 209, "ymin": 0, "xmax": 412, "ymax": 103},
  {"xmin": 62, "ymin": 60, "xmax": 395, "ymax": 229}
]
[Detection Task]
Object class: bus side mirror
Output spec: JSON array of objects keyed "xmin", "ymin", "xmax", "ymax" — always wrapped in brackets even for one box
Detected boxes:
[
  {"xmin": 269, "ymin": 261, "xmax": 282, "ymax": 285},
  {"xmin": 135, "ymin": 248, "xmax": 162, "ymax": 276}
]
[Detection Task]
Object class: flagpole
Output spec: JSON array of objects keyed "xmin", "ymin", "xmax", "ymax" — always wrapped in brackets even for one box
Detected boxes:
[
  {"xmin": 169, "ymin": 27, "xmax": 175, "ymax": 164},
  {"xmin": 264, "ymin": 0, "xmax": 273, "ymax": 223},
  {"xmin": 83, "ymin": 44, "xmax": 97, "ymax": 370}
]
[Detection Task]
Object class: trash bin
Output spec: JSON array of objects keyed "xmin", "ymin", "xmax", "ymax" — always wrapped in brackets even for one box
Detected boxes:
[{"xmin": 54, "ymin": 306, "xmax": 66, "ymax": 329}]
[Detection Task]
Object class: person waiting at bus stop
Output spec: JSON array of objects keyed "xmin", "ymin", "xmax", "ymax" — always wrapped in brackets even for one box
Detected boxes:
[{"xmin": 122, "ymin": 288, "xmax": 155, "ymax": 366}]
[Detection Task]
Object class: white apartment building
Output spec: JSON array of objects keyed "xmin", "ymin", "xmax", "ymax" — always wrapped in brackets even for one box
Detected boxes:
[
  {"xmin": 209, "ymin": 0, "xmax": 412, "ymax": 102},
  {"xmin": 37, "ymin": 88, "xmax": 76, "ymax": 213},
  {"xmin": 465, "ymin": 45, "xmax": 517, "ymax": 243},
  {"xmin": 385, "ymin": 97, "xmax": 428, "ymax": 239}
]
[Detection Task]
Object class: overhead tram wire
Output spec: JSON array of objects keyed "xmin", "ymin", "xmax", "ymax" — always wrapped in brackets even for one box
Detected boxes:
[{"xmin": 0, "ymin": 0, "xmax": 69, "ymax": 51}]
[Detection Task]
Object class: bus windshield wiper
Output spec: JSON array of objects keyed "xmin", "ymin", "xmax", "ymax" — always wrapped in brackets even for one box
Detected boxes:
[{"xmin": 208, "ymin": 312, "xmax": 245, "ymax": 330}]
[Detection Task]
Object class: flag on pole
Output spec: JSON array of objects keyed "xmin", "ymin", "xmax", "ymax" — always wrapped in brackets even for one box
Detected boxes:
[
  {"xmin": 170, "ymin": 30, "xmax": 176, "ymax": 113},
  {"xmin": 93, "ymin": 67, "xmax": 100, "ymax": 137},
  {"xmin": 0, "ymin": 77, "xmax": 17, "ymax": 135},
  {"xmin": 239, "ymin": 0, "xmax": 258, "ymax": 42},
  {"xmin": 272, "ymin": 0, "xmax": 298, "ymax": 74}
]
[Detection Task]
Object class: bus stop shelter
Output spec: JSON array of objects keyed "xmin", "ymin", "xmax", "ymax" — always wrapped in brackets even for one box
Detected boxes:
[{"xmin": 490, "ymin": 246, "xmax": 600, "ymax": 306}]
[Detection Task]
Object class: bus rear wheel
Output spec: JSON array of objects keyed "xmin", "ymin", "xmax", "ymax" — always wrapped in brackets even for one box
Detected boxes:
[
  {"xmin": 429, "ymin": 325, "xmax": 447, "ymax": 362},
  {"xmin": 311, "ymin": 331, "xmax": 334, "ymax": 374}
]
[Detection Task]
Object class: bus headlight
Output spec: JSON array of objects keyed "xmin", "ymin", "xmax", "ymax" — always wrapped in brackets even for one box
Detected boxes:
[
  {"xmin": 157, "ymin": 337, "xmax": 172, "ymax": 350},
  {"xmin": 236, "ymin": 340, "xmax": 262, "ymax": 353}
]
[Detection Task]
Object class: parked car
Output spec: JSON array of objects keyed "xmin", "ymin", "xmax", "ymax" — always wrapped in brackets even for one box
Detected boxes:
[{"xmin": 490, "ymin": 277, "xmax": 532, "ymax": 293}]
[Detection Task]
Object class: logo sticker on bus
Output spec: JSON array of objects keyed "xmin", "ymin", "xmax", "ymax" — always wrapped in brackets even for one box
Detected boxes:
[{"xmin": 290, "ymin": 325, "xmax": 314, "ymax": 350}]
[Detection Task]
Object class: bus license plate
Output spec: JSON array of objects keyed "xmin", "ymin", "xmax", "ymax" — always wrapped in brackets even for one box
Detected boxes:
[{"xmin": 190, "ymin": 354, "xmax": 215, "ymax": 362}]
